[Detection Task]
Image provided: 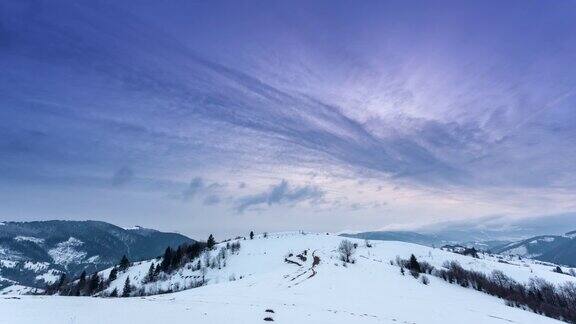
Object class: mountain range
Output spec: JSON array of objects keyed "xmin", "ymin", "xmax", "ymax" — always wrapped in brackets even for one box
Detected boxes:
[
  {"xmin": 341, "ymin": 228, "xmax": 576, "ymax": 267},
  {"xmin": 491, "ymin": 231, "xmax": 576, "ymax": 266},
  {"xmin": 0, "ymin": 220, "xmax": 194, "ymax": 290},
  {"xmin": 340, "ymin": 230, "xmax": 510, "ymax": 251}
]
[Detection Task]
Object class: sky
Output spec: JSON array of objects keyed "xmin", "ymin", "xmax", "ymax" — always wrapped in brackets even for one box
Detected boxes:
[{"xmin": 1, "ymin": 0, "xmax": 575, "ymax": 239}]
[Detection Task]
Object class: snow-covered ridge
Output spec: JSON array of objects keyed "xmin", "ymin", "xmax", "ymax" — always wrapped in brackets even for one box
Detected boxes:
[
  {"xmin": 0, "ymin": 246, "xmax": 20, "ymax": 260},
  {"xmin": 93, "ymin": 232, "xmax": 576, "ymax": 298},
  {"xmin": 0, "ymin": 285, "xmax": 43, "ymax": 295},
  {"xmin": 124, "ymin": 225, "xmax": 145, "ymax": 230},
  {"xmin": 14, "ymin": 236, "xmax": 45, "ymax": 244},
  {"xmin": 565, "ymin": 230, "xmax": 576, "ymax": 239},
  {"xmin": 35, "ymin": 269, "xmax": 61, "ymax": 285},
  {"xmin": 0, "ymin": 260, "xmax": 17, "ymax": 268},
  {"xmin": 22, "ymin": 261, "xmax": 50, "ymax": 272}
]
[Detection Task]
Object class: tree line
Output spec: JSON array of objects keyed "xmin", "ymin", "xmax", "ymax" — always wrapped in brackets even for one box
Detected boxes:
[{"xmin": 396, "ymin": 254, "xmax": 576, "ymax": 323}]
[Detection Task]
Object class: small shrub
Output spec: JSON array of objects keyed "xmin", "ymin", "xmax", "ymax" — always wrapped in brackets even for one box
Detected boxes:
[
  {"xmin": 338, "ymin": 240, "xmax": 355, "ymax": 263},
  {"xmin": 421, "ymin": 275, "xmax": 430, "ymax": 285}
]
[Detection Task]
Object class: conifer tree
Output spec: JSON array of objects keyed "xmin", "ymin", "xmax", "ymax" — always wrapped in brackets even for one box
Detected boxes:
[
  {"xmin": 88, "ymin": 273, "xmax": 100, "ymax": 294},
  {"xmin": 110, "ymin": 288, "xmax": 118, "ymax": 297},
  {"xmin": 146, "ymin": 263, "xmax": 156, "ymax": 282},
  {"xmin": 207, "ymin": 234, "xmax": 216, "ymax": 249},
  {"xmin": 554, "ymin": 266, "xmax": 563, "ymax": 274},
  {"xmin": 250, "ymin": 231, "xmax": 254, "ymax": 240},
  {"xmin": 122, "ymin": 277, "xmax": 131, "ymax": 297},
  {"xmin": 119, "ymin": 255, "xmax": 130, "ymax": 271},
  {"xmin": 409, "ymin": 254, "xmax": 421, "ymax": 273},
  {"xmin": 172, "ymin": 246, "xmax": 183, "ymax": 269},
  {"xmin": 108, "ymin": 267, "xmax": 118, "ymax": 282},
  {"xmin": 57, "ymin": 273, "xmax": 66, "ymax": 290},
  {"xmin": 78, "ymin": 271, "xmax": 87, "ymax": 289},
  {"xmin": 161, "ymin": 247, "xmax": 173, "ymax": 272}
]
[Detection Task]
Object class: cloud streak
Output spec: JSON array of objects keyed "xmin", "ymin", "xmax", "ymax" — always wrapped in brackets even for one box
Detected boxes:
[
  {"xmin": 0, "ymin": 0, "xmax": 575, "ymax": 235},
  {"xmin": 235, "ymin": 180, "xmax": 324, "ymax": 213}
]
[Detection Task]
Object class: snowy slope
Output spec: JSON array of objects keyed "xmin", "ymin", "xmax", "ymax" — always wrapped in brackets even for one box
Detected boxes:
[{"xmin": 1, "ymin": 232, "xmax": 574, "ymax": 323}]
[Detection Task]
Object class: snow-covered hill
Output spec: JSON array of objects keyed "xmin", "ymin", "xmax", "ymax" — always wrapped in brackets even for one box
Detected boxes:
[{"xmin": 2, "ymin": 232, "xmax": 575, "ymax": 323}]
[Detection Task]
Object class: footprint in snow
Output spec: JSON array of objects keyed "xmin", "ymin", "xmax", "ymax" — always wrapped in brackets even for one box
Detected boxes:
[{"xmin": 263, "ymin": 309, "xmax": 275, "ymax": 321}]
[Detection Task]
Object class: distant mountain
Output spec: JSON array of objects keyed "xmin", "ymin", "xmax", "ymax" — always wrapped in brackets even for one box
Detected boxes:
[
  {"xmin": 0, "ymin": 220, "xmax": 194, "ymax": 290},
  {"xmin": 342, "ymin": 227, "xmax": 576, "ymax": 266},
  {"xmin": 340, "ymin": 231, "xmax": 442, "ymax": 247},
  {"xmin": 492, "ymin": 231, "xmax": 576, "ymax": 266},
  {"xmin": 340, "ymin": 230, "xmax": 510, "ymax": 251}
]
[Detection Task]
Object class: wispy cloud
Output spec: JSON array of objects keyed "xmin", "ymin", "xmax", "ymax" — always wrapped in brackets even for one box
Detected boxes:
[
  {"xmin": 182, "ymin": 177, "xmax": 205, "ymax": 200},
  {"xmin": 180, "ymin": 177, "xmax": 225, "ymax": 206},
  {"xmin": 235, "ymin": 180, "xmax": 325, "ymax": 213},
  {"xmin": 1, "ymin": 0, "xmax": 575, "ymax": 235}
]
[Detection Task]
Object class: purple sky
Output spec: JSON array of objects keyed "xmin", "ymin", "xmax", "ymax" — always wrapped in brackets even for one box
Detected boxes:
[{"xmin": 1, "ymin": 0, "xmax": 575, "ymax": 238}]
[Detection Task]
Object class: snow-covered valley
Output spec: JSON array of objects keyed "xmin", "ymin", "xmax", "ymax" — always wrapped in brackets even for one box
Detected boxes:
[{"xmin": 2, "ymin": 232, "xmax": 575, "ymax": 323}]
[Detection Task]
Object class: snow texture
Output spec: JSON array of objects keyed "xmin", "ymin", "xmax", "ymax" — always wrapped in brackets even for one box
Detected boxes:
[
  {"xmin": 14, "ymin": 236, "xmax": 45, "ymax": 244},
  {"xmin": 47, "ymin": 237, "xmax": 87, "ymax": 266}
]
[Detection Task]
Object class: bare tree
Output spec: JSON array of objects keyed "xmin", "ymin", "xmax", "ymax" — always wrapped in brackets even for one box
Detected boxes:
[
  {"xmin": 200, "ymin": 266, "xmax": 207, "ymax": 284},
  {"xmin": 338, "ymin": 240, "xmax": 355, "ymax": 263},
  {"xmin": 202, "ymin": 251, "xmax": 211, "ymax": 268}
]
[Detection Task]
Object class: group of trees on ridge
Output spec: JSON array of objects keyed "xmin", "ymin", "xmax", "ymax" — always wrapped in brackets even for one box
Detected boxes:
[{"xmin": 45, "ymin": 232, "xmax": 252, "ymax": 298}]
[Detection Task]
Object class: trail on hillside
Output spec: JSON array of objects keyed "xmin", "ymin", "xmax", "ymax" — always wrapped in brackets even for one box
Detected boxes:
[{"xmin": 286, "ymin": 250, "xmax": 320, "ymax": 287}]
